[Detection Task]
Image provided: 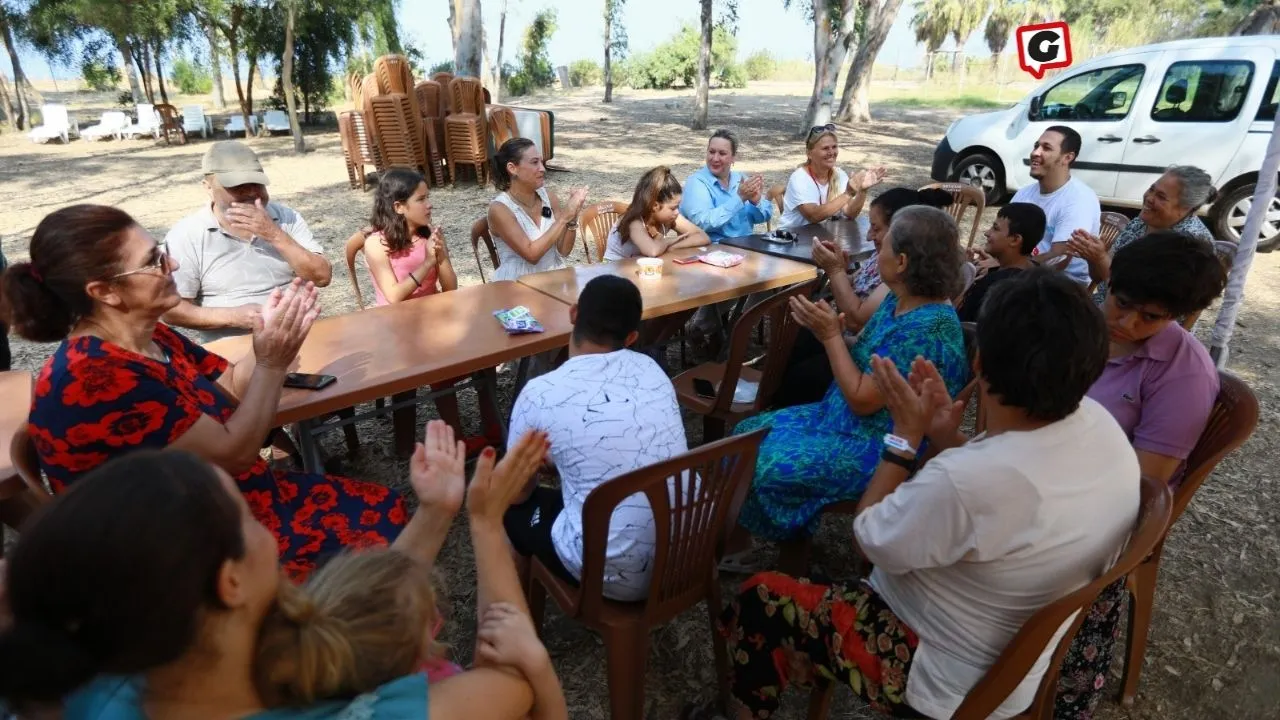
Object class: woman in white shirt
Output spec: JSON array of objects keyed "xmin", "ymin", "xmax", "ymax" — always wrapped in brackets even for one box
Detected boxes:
[
  {"xmin": 777, "ymin": 123, "xmax": 884, "ymax": 230},
  {"xmin": 603, "ymin": 166, "xmax": 710, "ymax": 261},
  {"xmin": 487, "ymin": 138, "xmax": 588, "ymax": 281}
]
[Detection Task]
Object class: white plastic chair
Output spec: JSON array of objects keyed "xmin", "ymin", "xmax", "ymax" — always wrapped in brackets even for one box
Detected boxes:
[
  {"xmin": 263, "ymin": 110, "xmax": 290, "ymax": 134},
  {"xmin": 224, "ymin": 114, "xmax": 258, "ymax": 137},
  {"xmin": 182, "ymin": 105, "xmax": 212, "ymax": 139},
  {"xmin": 122, "ymin": 104, "xmax": 160, "ymax": 140},
  {"xmin": 27, "ymin": 104, "xmax": 78, "ymax": 144},
  {"xmin": 80, "ymin": 111, "xmax": 129, "ymax": 141}
]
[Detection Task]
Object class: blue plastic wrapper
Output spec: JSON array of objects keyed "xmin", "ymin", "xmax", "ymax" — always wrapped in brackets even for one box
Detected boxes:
[{"xmin": 493, "ymin": 306, "xmax": 545, "ymax": 334}]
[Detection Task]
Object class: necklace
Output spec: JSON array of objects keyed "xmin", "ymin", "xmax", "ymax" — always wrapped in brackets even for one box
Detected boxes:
[
  {"xmin": 805, "ymin": 164, "xmax": 832, "ymax": 199},
  {"xmin": 509, "ymin": 187, "xmax": 543, "ymax": 219}
]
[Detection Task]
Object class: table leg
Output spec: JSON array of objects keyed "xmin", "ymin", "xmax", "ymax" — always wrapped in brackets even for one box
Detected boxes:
[
  {"xmin": 477, "ymin": 369, "xmax": 508, "ymax": 448},
  {"xmin": 293, "ymin": 420, "xmax": 325, "ymax": 474}
]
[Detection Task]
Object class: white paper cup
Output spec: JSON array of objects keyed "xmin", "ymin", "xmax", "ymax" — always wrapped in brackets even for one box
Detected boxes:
[{"xmin": 637, "ymin": 257, "xmax": 663, "ymax": 279}]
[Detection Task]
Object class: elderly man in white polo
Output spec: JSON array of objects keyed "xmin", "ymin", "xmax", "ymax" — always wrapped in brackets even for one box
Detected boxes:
[{"xmin": 163, "ymin": 141, "xmax": 332, "ymax": 342}]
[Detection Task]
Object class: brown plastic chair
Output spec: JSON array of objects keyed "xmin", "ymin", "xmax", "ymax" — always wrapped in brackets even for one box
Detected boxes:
[
  {"xmin": 432, "ymin": 72, "xmax": 456, "ymax": 113},
  {"xmin": 444, "ymin": 77, "xmax": 489, "ymax": 186},
  {"xmin": 370, "ymin": 94, "xmax": 424, "ymax": 173},
  {"xmin": 1119, "ymin": 372, "xmax": 1258, "ymax": 705},
  {"xmin": 578, "ymin": 201, "xmax": 629, "ymax": 263},
  {"xmin": 338, "ymin": 111, "xmax": 379, "ymax": 191},
  {"xmin": 1098, "ymin": 211, "xmax": 1130, "ymax": 251},
  {"xmin": 0, "ymin": 428, "xmax": 51, "ymax": 533},
  {"xmin": 672, "ymin": 280, "xmax": 819, "ymax": 442},
  {"xmin": 766, "ymin": 183, "xmax": 786, "ymax": 230},
  {"xmin": 526, "ymin": 429, "xmax": 768, "ymax": 720},
  {"xmin": 155, "ymin": 104, "xmax": 187, "ymax": 145},
  {"xmin": 807, "ymin": 474, "xmax": 1172, "ymax": 720},
  {"xmin": 488, "ymin": 105, "xmax": 520, "ymax": 148},
  {"xmin": 921, "ymin": 182, "xmax": 986, "ymax": 249},
  {"xmin": 471, "ymin": 217, "xmax": 500, "ymax": 283},
  {"xmin": 414, "ymin": 80, "xmax": 448, "ymax": 186}
]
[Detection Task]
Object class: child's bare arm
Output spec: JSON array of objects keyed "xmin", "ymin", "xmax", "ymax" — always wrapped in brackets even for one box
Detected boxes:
[{"xmin": 477, "ymin": 603, "xmax": 568, "ymax": 720}]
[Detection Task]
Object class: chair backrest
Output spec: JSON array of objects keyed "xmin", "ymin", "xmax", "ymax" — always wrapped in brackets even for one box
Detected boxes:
[
  {"xmin": 576, "ymin": 428, "xmax": 768, "ymax": 625},
  {"xmin": 415, "ymin": 80, "xmax": 444, "ymax": 119},
  {"xmin": 265, "ymin": 109, "xmax": 289, "ymax": 126},
  {"xmin": 488, "ymin": 106, "xmax": 520, "ymax": 148},
  {"xmin": 959, "ymin": 321, "xmax": 985, "ymax": 434},
  {"xmin": 344, "ymin": 228, "xmax": 374, "ymax": 309},
  {"xmin": 578, "ymin": 201, "xmax": 629, "ymax": 263},
  {"xmin": 471, "ymin": 217, "xmax": 500, "ymax": 283},
  {"xmin": 135, "ymin": 104, "xmax": 156, "ymax": 128},
  {"xmin": 370, "ymin": 94, "xmax": 423, "ymax": 171},
  {"xmin": 104, "ymin": 111, "xmax": 128, "ymax": 129},
  {"xmin": 226, "ymin": 115, "xmax": 246, "ymax": 130},
  {"xmin": 374, "ymin": 54, "xmax": 415, "ymax": 95},
  {"xmin": 1169, "ymin": 372, "xmax": 1258, "ymax": 527},
  {"xmin": 955, "ymin": 261, "xmax": 977, "ymax": 305},
  {"xmin": 921, "ymin": 182, "xmax": 986, "ymax": 249},
  {"xmin": 42, "ymin": 104, "xmax": 68, "ymax": 128},
  {"xmin": 712, "ymin": 281, "xmax": 821, "ymax": 416},
  {"xmin": 183, "ymin": 105, "xmax": 205, "ymax": 120},
  {"xmin": 950, "ymin": 473, "xmax": 1172, "ymax": 720},
  {"xmin": 1098, "ymin": 211, "xmax": 1130, "ymax": 251},
  {"xmin": 10, "ymin": 427, "xmax": 52, "ymax": 502},
  {"xmin": 767, "ymin": 183, "xmax": 786, "ymax": 214},
  {"xmin": 449, "ymin": 76, "xmax": 486, "ymax": 116},
  {"xmin": 432, "ymin": 72, "xmax": 456, "ymax": 112}
]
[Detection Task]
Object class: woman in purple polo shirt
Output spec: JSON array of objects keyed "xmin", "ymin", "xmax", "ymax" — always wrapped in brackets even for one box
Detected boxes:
[{"xmin": 1057, "ymin": 230, "xmax": 1228, "ymax": 718}]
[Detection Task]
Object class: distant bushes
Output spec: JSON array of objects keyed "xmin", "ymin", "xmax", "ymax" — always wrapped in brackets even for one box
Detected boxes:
[
  {"xmin": 619, "ymin": 24, "xmax": 747, "ymax": 90},
  {"xmin": 171, "ymin": 58, "xmax": 213, "ymax": 95},
  {"xmin": 568, "ymin": 59, "xmax": 602, "ymax": 87}
]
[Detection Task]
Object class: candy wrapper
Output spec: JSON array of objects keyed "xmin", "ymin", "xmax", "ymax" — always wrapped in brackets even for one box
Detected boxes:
[
  {"xmin": 493, "ymin": 306, "xmax": 545, "ymax": 334},
  {"xmin": 700, "ymin": 250, "xmax": 745, "ymax": 268}
]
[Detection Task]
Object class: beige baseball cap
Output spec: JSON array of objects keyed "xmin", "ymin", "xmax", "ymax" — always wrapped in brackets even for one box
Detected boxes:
[{"xmin": 201, "ymin": 141, "xmax": 269, "ymax": 187}]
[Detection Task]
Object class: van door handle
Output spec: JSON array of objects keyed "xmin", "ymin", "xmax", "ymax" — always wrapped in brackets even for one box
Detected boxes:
[
  {"xmin": 1097, "ymin": 135, "xmax": 1123, "ymax": 142},
  {"xmin": 1132, "ymin": 135, "xmax": 1161, "ymax": 144}
]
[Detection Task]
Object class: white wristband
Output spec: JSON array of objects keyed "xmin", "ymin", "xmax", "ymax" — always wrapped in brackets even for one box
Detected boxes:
[{"xmin": 883, "ymin": 434, "xmax": 917, "ymax": 456}]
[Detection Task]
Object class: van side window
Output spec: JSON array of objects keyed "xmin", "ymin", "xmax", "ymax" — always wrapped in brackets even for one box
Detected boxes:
[
  {"xmin": 1037, "ymin": 65, "xmax": 1144, "ymax": 121},
  {"xmin": 1151, "ymin": 60, "xmax": 1255, "ymax": 122},
  {"xmin": 1258, "ymin": 61, "xmax": 1279, "ymax": 121}
]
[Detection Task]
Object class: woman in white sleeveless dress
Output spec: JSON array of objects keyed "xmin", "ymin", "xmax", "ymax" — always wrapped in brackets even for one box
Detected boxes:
[{"xmin": 487, "ymin": 138, "xmax": 588, "ymax": 282}]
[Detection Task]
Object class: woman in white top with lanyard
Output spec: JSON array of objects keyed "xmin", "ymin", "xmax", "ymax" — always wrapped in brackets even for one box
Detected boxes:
[
  {"xmin": 487, "ymin": 138, "xmax": 589, "ymax": 281},
  {"xmin": 777, "ymin": 123, "xmax": 884, "ymax": 230}
]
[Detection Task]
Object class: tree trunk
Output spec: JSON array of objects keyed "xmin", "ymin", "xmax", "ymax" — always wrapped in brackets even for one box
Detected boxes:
[
  {"xmin": 799, "ymin": 0, "xmax": 856, "ymax": 136},
  {"xmin": 1232, "ymin": 0, "xmax": 1280, "ymax": 35},
  {"xmin": 836, "ymin": 0, "xmax": 904, "ymax": 123},
  {"xmin": 603, "ymin": 1, "xmax": 614, "ymax": 102},
  {"xmin": 0, "ymin": 11, "xmax": 29, "ymax": 128},
  {"xmin": 0, "ymin": 71, "xmax": 15, "ymax": 128},
  {"xmin": 139, "ymin": 41, "xmax": 157, "ymax": 103},
  {"xmin": 246, "ymin": 57, "xmax": 258, "ymax": 133},
  {"xmin": 206, "ymin": 22, "xmax": 226, "ymax": 108},
  {"xmin": 691, "ymin": 0, "xmax": 713, "ymax": 129},
  {"xmin": 224, "ymin": 24, "xmax": 255, "ymax": 139},
  {"xmin": 117, "ymin": 37, "xmax": 144, "ymax": 104},
  {"xmin": 447, "ymin": 0, "xmax": 459, "ymax": 60},
  {"xmin": 453, "ymin": 0, "xmax": 482, "ymax": 77},
  {"xmin": 281, "ymin": 0, "xmax": 305, "ymax": 152},
  {"xmin": 493, "ymin": 0, "xmax": 507, "ymax": 102},
  {"xmin": 153, "ymin": 40, "xmax": 169, "ymax": 105}
]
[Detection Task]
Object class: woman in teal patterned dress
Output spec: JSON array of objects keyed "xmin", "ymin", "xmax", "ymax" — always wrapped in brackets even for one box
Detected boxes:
[{"xmin": 733, "ymin": 205, "xmax": 970, "ymax": 544}]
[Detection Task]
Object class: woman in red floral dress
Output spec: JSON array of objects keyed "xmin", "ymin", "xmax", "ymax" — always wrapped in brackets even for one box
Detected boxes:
[{"xmin": 3, "ymin": 204, "xmax": 407, "ymax": 580}]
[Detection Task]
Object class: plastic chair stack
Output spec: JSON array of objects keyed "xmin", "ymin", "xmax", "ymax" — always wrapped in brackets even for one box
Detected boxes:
[
  {"xmin": 369, "ymin": 94, "xmax": 422, "ymax": 172},
  {"xmin": 414, "ymin": 80, "xmax": 448, "ymax": 186},
  {"xmin": 444, "ymin": 76, "xmax": 489, "ymax": 186},
  {"xmin": 338, "ymin": 111, "xmax": 379, "ymax": 190}
]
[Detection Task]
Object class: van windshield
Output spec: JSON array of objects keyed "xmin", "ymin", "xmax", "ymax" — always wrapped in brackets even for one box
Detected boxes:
[{"xmin": 1037, "ymin": 64, "xmax": 1145, "ymax": 121}]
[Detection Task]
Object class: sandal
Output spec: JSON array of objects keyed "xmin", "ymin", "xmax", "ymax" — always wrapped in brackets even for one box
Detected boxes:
[{"xmin": 718, "ymin": 546, "xmax": 767, "ymax": 575}]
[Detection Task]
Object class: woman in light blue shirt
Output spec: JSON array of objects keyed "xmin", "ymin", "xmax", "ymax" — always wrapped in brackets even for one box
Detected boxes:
[{"xmin": 680, "ymin": 129, "xmax": 772, "ymax": 242}]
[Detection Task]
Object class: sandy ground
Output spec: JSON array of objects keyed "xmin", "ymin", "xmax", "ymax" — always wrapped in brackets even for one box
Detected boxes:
[{"xmin": 1, "ymin": 81, "xmax": 1277, "ymax": 719}]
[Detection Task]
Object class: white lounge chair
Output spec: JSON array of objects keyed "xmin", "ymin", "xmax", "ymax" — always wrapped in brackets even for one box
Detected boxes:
[
  {"xmin": 121, "ymin": 104, "xmax": 161, "ymax": 140},
  {"xmin": 182, "ymin": 105, "xmax": 212, "ymax": 139},
  {"xmin": 81, "ymin": 111, "xmax": 130, "ymax": 141},
  {"xmin": 263, "ymin": 110, "xmax": 290, "ymax": 134},
  {"xmin": 27, "ymin": 104, "xmax": 78, "ymax": 144},
  {"xmin": 224, "ymin": 114, "xmax": 258, "ymax": 137}
]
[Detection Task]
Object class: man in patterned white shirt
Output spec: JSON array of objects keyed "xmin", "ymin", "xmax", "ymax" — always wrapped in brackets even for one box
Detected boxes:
[{"xmin": 504, "ymin": 275, "xmax": 689, "ymax": 601}]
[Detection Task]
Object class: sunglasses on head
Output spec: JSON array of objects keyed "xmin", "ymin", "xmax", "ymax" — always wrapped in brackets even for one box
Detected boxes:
[{"xmin": 807, "ymin": 123, "xmax": 837, "ymax": 138}]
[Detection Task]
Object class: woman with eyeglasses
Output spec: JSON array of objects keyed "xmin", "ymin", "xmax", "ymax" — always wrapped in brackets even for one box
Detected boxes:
[
  {"xmin": 777, "ymin": 124, "xmax": 885, "ymax": 230},
  {"xmin": 0, "ymin": 205, "xmax": 409, "ymax": 581}
]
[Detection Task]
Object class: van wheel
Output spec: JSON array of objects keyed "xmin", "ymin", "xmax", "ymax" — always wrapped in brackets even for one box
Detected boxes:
[
  {"xmin": 1213, "ymin": 183, "xmax": 1280, "ymax": 253},
  {"xmin": 951, "ymin": 153, "xmax": 1004, "ymax": 206}
]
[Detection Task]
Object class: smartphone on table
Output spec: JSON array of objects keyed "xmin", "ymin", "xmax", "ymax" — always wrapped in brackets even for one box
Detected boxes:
[
  {"xmin": 693, "ymin": 378, "xmax": 717, "ymax": 399},
  {"xmin": 284, "ymin": 373, "xmax": 337, "ymax": 391}
]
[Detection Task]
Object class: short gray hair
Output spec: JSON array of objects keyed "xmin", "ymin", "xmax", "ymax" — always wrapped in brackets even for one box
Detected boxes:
[
  {"xmin": 1164, "ymin": 165, "xmax": 1218, "ymax": 210},
  {"xmin": 888, "ymin": 206, "xmax": 964, "ymax": 300}
]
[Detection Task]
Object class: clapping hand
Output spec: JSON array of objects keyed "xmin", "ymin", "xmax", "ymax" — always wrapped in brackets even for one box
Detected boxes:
[
  {"xmin": 870, "ymin": 354, "xmax": 947, "ymax": 444},
  {"xmin": 253, "ymin": 278, "xmax": 319, "ymax": 370},
  {"xmin": 789, "ymin": 295, "xmax": 845, "ymax": 342},
  {"xmin": 856, "ymin": 166, "xmax": 888, "ymax": 191},
  {"xmin": 811, "ymin": 239, "xmax": 848, "ymax": 274},
  {"xmin": 907, "ymin": 356, "xmax": 965, "ymax": 443},
  {"xmin": 427, "ymin": 226, "xmax": 448, "ymax": 263},
  {"xmin": 1067, "ymin": 229, "xmax": 1106, "ymax": 265},
  {"xmin": 466, "ymin": 430, "xmax": 550, "ymax": 523},
  {"xmin": 566, "ymin": 187, "xmax": 590, "ymax": 217},
  {"xmin": 410, "ymin": 420, "xmax": 467, "ymax": 519}
]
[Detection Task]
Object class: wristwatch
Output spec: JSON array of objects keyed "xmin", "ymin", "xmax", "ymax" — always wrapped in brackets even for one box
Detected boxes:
[{"xmin": 880, "ymin": 433, "xmax": 918, "ymax": 472}]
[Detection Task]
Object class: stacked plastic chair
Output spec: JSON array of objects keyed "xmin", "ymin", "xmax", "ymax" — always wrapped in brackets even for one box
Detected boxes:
[
  {"xmin": 487, "ymin": 106, "xmax": 520, "ymax": 148},
  {"xmin": 338, "ymin": 110, "xmax": 380, "ymax": 190},
  {"xmin": 444, "ymin": 76, "xmax": 489, "ymax": 187},
  {"xmin": 414, "ymin": 80, "xmax": 448, "ymax": 186},
  {"xmin": 431, "ymin": 72, "xmax": 456, "ymax": 114},
  {"xmin": 370, "ymin": 93, "xmax": 422, "ymax": 171},
  {"xmin": 372, "ymin": 56, "xmax": 430, "ymax": 174},
  {"xmin": 358, "ymin": 72, "xmax": 388, "ymax": 173}
]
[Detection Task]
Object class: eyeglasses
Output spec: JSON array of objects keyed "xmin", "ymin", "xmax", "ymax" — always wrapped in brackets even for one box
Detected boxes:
[
  {"xmin": 109, "ymin": 242, "xmax": 170, "ymax": 280},
  {"xmin": 807, "ymin": 123, "xmax": 837, "ymax": 138}
]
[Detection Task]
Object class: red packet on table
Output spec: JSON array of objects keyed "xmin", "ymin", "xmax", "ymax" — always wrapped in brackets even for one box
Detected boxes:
[{"xmin": 699, "ymin": 251, "xmax": 744, "ymax": 268}]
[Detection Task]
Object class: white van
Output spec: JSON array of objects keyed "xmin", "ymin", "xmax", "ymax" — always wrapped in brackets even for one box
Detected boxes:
[{"xmin": 930, "ymin": 36, "xmax": 1280, "ymax": 251}]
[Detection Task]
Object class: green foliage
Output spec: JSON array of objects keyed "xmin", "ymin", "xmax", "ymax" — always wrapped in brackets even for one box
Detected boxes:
[
  {"xmin": 623, "ymin": 24, "xmax": 743, "ymax": 90},
  {"xmin": 569, "ymin": 59, "xmax": 602, "ymax": 87},
  {"xmin": 429, "ymin": 60, "xmax": 456, "ymax": 75},
  {"xmin": 171, "ymin": 57, "xmax": 213, "ymax": 94},
  {"xmin": 719, "ymin": 63, "xmax": 748, "ymax": 89},
  {"xmin": 507, "ymin": 8, "xmax": 557, "ymax": 94},
  {"xmin": 742, "ymin": 49, "xmax": 776, "ymax": 81},
  {"xmin": 80, "ymin": 56, "xmax": 118, "ymax": 92},
  {"xmin": 605, "ymin": 0, "xmax": 628, "ymax": 57}
]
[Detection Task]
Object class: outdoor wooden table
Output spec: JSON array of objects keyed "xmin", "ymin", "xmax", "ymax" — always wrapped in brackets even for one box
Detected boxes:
[
  {"xmin": 719, "ymin": 217, "xmax": 874, "ymax": 266},
  {"xmin": 0, "ymin": 370, "xmax": 42, "ymax": 534},
  {"xmin": 516, "ymin": 246, "xmax": 817, "ymax": 320},
  {"xmin": 205, "ymin": 281, "xmax": 574, "ymax": 471}
]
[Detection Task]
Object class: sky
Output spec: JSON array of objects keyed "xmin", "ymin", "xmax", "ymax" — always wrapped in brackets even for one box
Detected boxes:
[{"xmin": 16, "ymin": 0, "xmax": 1002, "ymax": 81}]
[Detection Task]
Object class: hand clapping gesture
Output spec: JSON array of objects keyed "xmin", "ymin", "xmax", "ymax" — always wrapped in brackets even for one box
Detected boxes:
[
  {"xmin": 789, "ymin": 295, "xmax": 845, "ymax": 342},
  {"xmin": 1067, "ymin": 229, "xmax": 1107, "ymax": 266},
  {"xmin": 811, "ymin": 239, "xmax": 849, "ymax": 274},
  {"xmin": 410, "ymin": 420, "xmax": 467, "ymax": 519},
  {"xmin": 253, "ymin": 278, "xmax": 319, "ymax": 370},
  {"xmin": 566, "ymin": 187, "xmax": 590, "ymax": 218},
  {"xmin": 467, "ymin": 430, "xmax": 550, "ymax": 523},
  {"xmin": 856, "ymin": 166, "xmax": 888, "ymax": 192}
]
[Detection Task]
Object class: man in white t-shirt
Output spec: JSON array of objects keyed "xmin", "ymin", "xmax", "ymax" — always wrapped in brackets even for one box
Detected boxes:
[
  {"xmin": 1010, "ymin": 126, "xmax": 1100, "ymax": 285},
  {"xmin": 718, "ymin": 268, "xmax": 1140, "ymax": 720},
  {"xmin": 503, "ymin": 275, "xmax": 689, "ymax": 602}
]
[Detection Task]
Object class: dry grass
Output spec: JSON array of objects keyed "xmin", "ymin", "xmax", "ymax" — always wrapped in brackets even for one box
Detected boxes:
[{"xmin": 2, "ymin": 80, "xmax": 1278, "ymax": 720}]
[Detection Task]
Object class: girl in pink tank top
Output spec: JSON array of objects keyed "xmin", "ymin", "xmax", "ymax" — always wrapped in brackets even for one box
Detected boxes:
[{"xmin": 361, "ymin": 169, "xmax": 502, "ymax": 454}]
